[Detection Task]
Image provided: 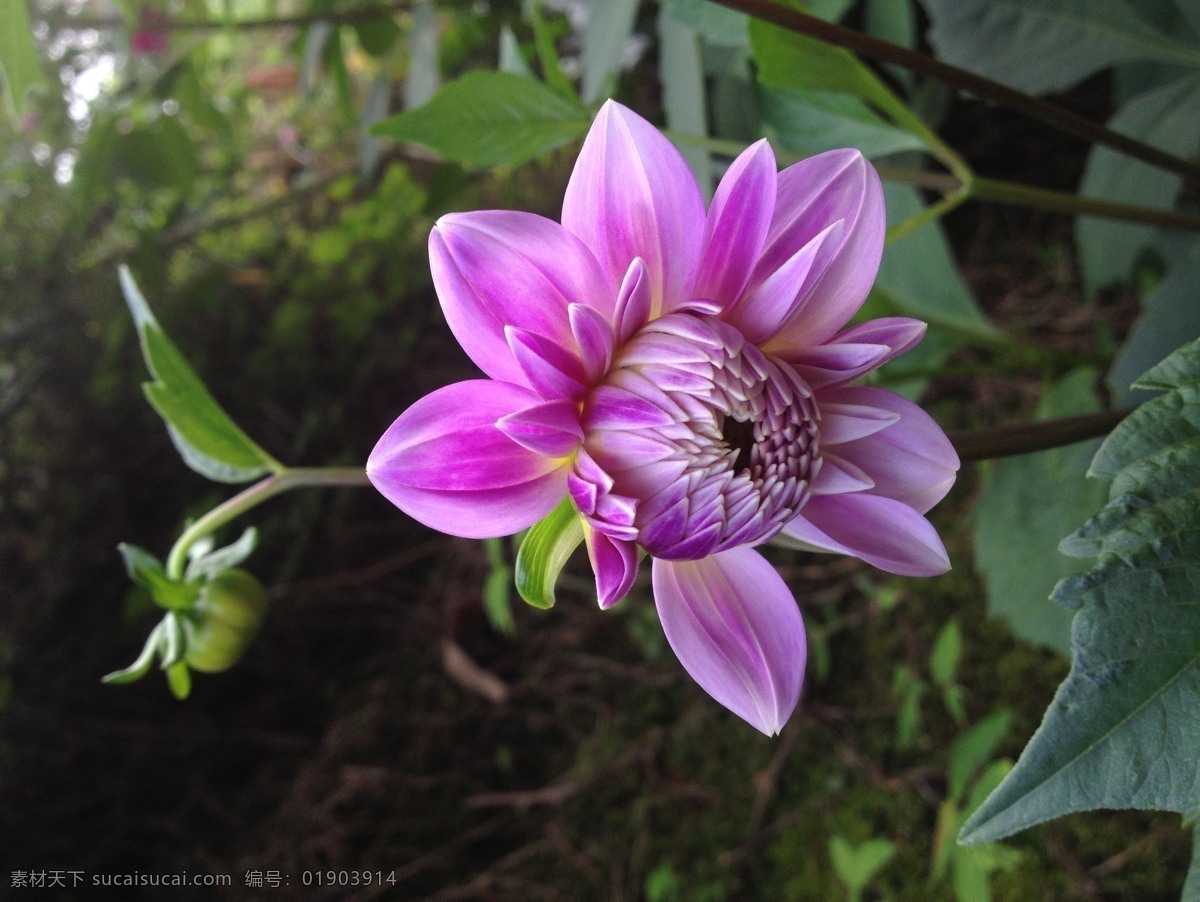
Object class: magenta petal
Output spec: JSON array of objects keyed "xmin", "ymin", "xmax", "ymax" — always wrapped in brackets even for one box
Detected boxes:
[
  {"xmin": 786, "ymin": 342, "xmax": 891, "ymax": 387},
  {"xmin": 614, "ymin": 258, "xmax": 653, "ymax": 344},
  {"xmin": 506, "ymin": 326, "xmax": 588, "ymax": 401},
  {"xmin": 367, "ymin": 381, "xmax": 568, "ymax": 539},
  {"xmin": 496, "ymin": 399, "xmax": 584, "ymax": 457},
  {"xmin": 752, "ymin": 149, "xmax": 885, "ymax": 346},
  {"xmin": 782, "ymin": 493, "xmax": 950, "ymax": 576},
  {"xmin": 569, "ymin": 303, "xmax": 615, "ymax": 382},
  {"xmin": 728, "ymin": 221, "xmax": 842, "ymax": 345},
  {"xmin": 693, "ymin": 139, "xmax": 777, "ymax": 310},
  {"xmin": 811, "ymin": 452, "xmax": 875, "ymax": 496},
  {"xmin": 652, "ymin": 549, "xmax": 806, "ymax": 736},
  {"xmin": 832, "ymin": 317, "xmax": 927, "ymax": 364},
  {"xmin": 585, "ymin": 528, "xmax": 639, "ymax": 609},
  {"xmin": 431, "ymin": 211, "xmax": 614, "ymax": 385},
  {"xmin": 821, "ymin": 387, "xmax": 959, "ymax": 513},
  {"xmin": 563, "ymin": 101, "xmax": 705, "ymax": 319}
]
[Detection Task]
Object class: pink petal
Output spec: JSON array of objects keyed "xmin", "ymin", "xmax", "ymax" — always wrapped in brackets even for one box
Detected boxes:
[
  {"xmin": 726, "ymin": 221, "xmax": 842, "ymax": 344},
  {"xmin": 810, "ymin": 452, "xmax": 875, "ymax": 496},
  {"xmin": 496, "ymin": 399, "xmax": 584, "ymax": 458},
  {"xmin": 820, "ymin": 387, "xmax": 959, "ymax": 513},
  {"xmin": 693, "ymin": 139, "xmax": 777, "ymax": 310},
  {"xmin": 585, "ymin": 528, "xmax": 640, "ymax": 609},
  {"xmin": 569, "ymin": 303, "xmax": 615, "ymax": 382},
  {"xmin": 832, "ymin": 317, "xmax": 927, "ymax": 365},
  {"xmin": 431, "ymin": 211, "xmax": 614, "ymax": 385},
  {"xmin": 367, "ymin": 381, "xmax": 569, "ymax": 539},
  {"xmin": 506, "ymin": 326, "xmax": 588, "ymax": 401},
  {"xmin": 782, "ymin": 493, "xmax": 950, "ymax": 577},
  {"xmin": 614, "ymin": 258, "xmax": 653, "ymax": 344},
  {"xmin": 652, "ymin": 549, "xmax": 806, "ymax": 736},
  {"xmin": 562, "ymin": 101, "xmax": 705, "ymax": 319},
  {"xmin": 786, "ymin": 342, "xmax": 892, "ymax": 388},
  {"xmin": 753, "ymin": 149, "xmax": 885, "ymax": 348}
]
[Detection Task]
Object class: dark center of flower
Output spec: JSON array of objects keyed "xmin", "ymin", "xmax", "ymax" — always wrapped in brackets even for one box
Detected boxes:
[
  {"xmin": 721, "ymin": 416, "xmax": 757, "ymax": 475},
  {"xmin": 572, "ymin": 313, "xmax": 822, "ymax": 561}
]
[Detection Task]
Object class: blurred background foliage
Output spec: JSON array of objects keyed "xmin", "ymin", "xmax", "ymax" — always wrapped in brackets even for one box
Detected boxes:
[{"xmin": 2, "ymin": 0, "xmax": 1198, "ymax": 899}]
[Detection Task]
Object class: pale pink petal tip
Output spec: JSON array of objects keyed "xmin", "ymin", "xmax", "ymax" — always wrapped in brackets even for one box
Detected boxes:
[{"xmin": 652, "ymin": 549, "xmax": 806, "ymax": 736}]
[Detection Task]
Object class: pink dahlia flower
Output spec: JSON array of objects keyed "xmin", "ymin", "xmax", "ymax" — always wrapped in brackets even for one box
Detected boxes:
[{"xmin": 368, "ymin": 101, "xmax": 958, "ymax": 735}]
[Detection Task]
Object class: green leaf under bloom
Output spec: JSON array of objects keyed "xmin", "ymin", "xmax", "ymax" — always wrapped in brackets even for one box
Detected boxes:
[
  {"xmin": 119, "ymin": 266, "xmax": 282, "ymax": 484},
  {"xmin": 961, "ymin": 337, "xmax": 1200, "ymax": 845},
  {"xmin": 101, "ymin": 621, "xmax": 166, "ymax": 686},
  {"xmin": 514, "ymin": 498, "xmax": 584, "ymax": 610},
  {"xmin": 370, "ymin": 71, "xmax": 593, "ymax": 169}
]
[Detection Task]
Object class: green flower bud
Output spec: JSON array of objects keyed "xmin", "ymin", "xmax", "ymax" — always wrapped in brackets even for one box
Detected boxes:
[{"xmin": 181, "ymin": 569, "xmax": 269, "ymax": 673}]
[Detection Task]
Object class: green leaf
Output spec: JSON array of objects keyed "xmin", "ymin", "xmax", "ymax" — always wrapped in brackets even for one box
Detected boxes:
[
  {"xmin": 514, "ymin": 497, "xmax": 584, "ymax": 609},
  {"xmin": 529, "ymin": 1, "xmax": 577, "ymax": 102},
  {"xmin": 661, "ymin": 0, "xmax": 748, "ymax": 48},
  {"xmin": 948, "ymin": 711, "xmax": 1012, "ymax": 803},
  {"xmin": 482, "ymin": 538, "xmax": 516, "ymax": 636},
  {"xmin": 759, "ymin": 87, "xmax": 927, "ymax": 160},
  {"xmin": 874, "ymin": 184, "xmax": 993, "ymax": 337},
  {"xmin": 582, "ymin": 0, "xmax": 639, "ymax": 103},
  {"xmin": 119, "ymin": 266, "xmax": 282, "ymax": 484},
  {"xmin": 371, "ymin": 71, "xmax": 592, "ymax": 169},
  {"xmin": 960, "ymin": 338, "xmax": 1200, "ymax": 845},
  {"xmin": 1076, "ymin": 74, "xmax": 1200, "ymax": 293},
  {"xmin": 101, "ymin": 621, "xmax": 166, "ymax": 685},
  {"xmin": 1107, "ymin": 248, "xmax": 1200, "ymax": 403},
  {"xmin": 930, "ymin": 620, "xmax": 963, "ymax": 687},
  {"xmin": 973, "ymin": 370, "xmax": 1111, "ymax": 654},
  {"xmin": 118, "ymin": 543, "xmax": 165, "ymax": 585},
  {"xmin": 920, "ymin": 0, "xmax": 1200, "ymax": 95},
  {"xmin": 185, "ymin": 527, "xmax": 259, "ymax": 583},
  {"xmin": 829, "ymin": 835, "xmax": 896, "ymax": 899},
  {"xmin": 0, "ymin": 0, "xmax": 45, "ymax": 117}
]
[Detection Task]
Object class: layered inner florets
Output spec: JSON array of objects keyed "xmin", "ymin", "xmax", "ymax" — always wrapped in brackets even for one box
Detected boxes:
[{"xmin": 569, "ymin": 313, "xmax": 821, "ymax": 561}]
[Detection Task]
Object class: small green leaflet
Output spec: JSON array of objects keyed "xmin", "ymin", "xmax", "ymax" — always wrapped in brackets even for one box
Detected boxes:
[
  {"xmin": 119, "ymin": 266, "xmax": 282, "ymax": 484},
  {"xmin": 514, "ymin": 497, "xmax": 584, "ymax": 609},
  {"xmin": 370, "ymin": 71, "xmax": 593, "ymax": 169},
  {"xmin": 960, "ymin": 337, "xmax": 1200, "ymax": 847}
]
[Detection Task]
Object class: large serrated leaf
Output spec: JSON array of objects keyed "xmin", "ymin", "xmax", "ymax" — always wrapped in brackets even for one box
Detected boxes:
[
  {"xmin": 371, "ymin": 71, "xmax": 592, "ymax": 169},
  {"xmin": 119, "ymin": 267, "xmax": 281, "ymax": 484},
  {"xmin": 961, "ymin": 338, "xmax": 1200, "ymax": 846},
  {"xmin": 920, "ymin": 0, "xmax": 1200, "ymax": 95}
]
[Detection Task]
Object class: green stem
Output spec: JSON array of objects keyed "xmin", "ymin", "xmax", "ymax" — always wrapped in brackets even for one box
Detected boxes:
[
  {"xmin": 949, "ymin": 409, "xmax": 1133, "ymax": 463},
  {"xmin": 165, "ymin": 467, "xmax": 370, "ymax": 580}
]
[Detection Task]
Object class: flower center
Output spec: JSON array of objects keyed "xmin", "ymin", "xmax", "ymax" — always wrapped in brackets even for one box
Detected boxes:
[{"xmin": 570, "ymin": 313, "xmax": 821, "ymax": 561}]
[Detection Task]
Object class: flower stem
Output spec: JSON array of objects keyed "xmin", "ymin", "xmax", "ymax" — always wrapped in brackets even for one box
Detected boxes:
[
  {"xmin": 164, "ymin": 467, "xmax": 370, "ymax": 580},
  {"xmin": 949, "ymin": 409, "xmax": 1133, "ymax": 463}
]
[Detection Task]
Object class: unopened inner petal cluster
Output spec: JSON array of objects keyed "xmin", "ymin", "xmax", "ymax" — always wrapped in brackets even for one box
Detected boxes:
[{"xmin": 367, "ymin": 100, "xmax": 959, "ymax": 736}]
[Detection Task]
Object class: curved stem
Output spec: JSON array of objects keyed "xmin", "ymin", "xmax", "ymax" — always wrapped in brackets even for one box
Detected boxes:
[
  {"xmin": 165, "ymin": 467, "xmax": 370, "ymax": 579},
  {"xmin": 949, "ymin": 409, "xmax": 1133, "ymax": 463}
]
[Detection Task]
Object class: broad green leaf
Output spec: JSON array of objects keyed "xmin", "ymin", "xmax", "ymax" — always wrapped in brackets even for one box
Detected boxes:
[
  {"xmin": 661, "ymin": 0, "xmax": 748, "ymax": 47},
  {"xmin": 582, "ymin": 0, "xmax": 639, "ymax": 103},
  {"xmin": 920, "ymin": 0, "xmax": 1200, "ymax": 95},
  {"xmin": 514, "ymin": 497, "xmax": 584, "ymax": 609},
  {"xmin": 1107, "ymin": 247, "xmax": 1200, "ymax": 403},
  {"xmin": 760, "ymin": 87, "xmax": 926, "ymax": 160},
  {"xmin": 961, "ymin": 339, "xmax": 1200, "ymax": 845},
  {"xmin": 1135, "ymin": 329, "xmax": 1200, "ymax": 390},
  {"xmin": 371, "ymin": 71, "xmax": 592, "ymax": 168},
  {"xmin": 119, "ymin": 267, "xmax": 282, "ymax": 484},
  {"xmin": 973, "ymin": 370, "xmax": 1110, "ymax": 654},
  {"xmin": 1076, "ymin": 74, "xmax": 1200, "ymax": 293},
  {"xmin": 874, "ymin": 184, "xmax": 992, "ymax": 336},
  {"xmin": 658, "ymin": 5, "xmax": 712, "ymax": 198},
  {"xmin": 0, "ymin": 0, "xmax": 45, "ymax": 117}
]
